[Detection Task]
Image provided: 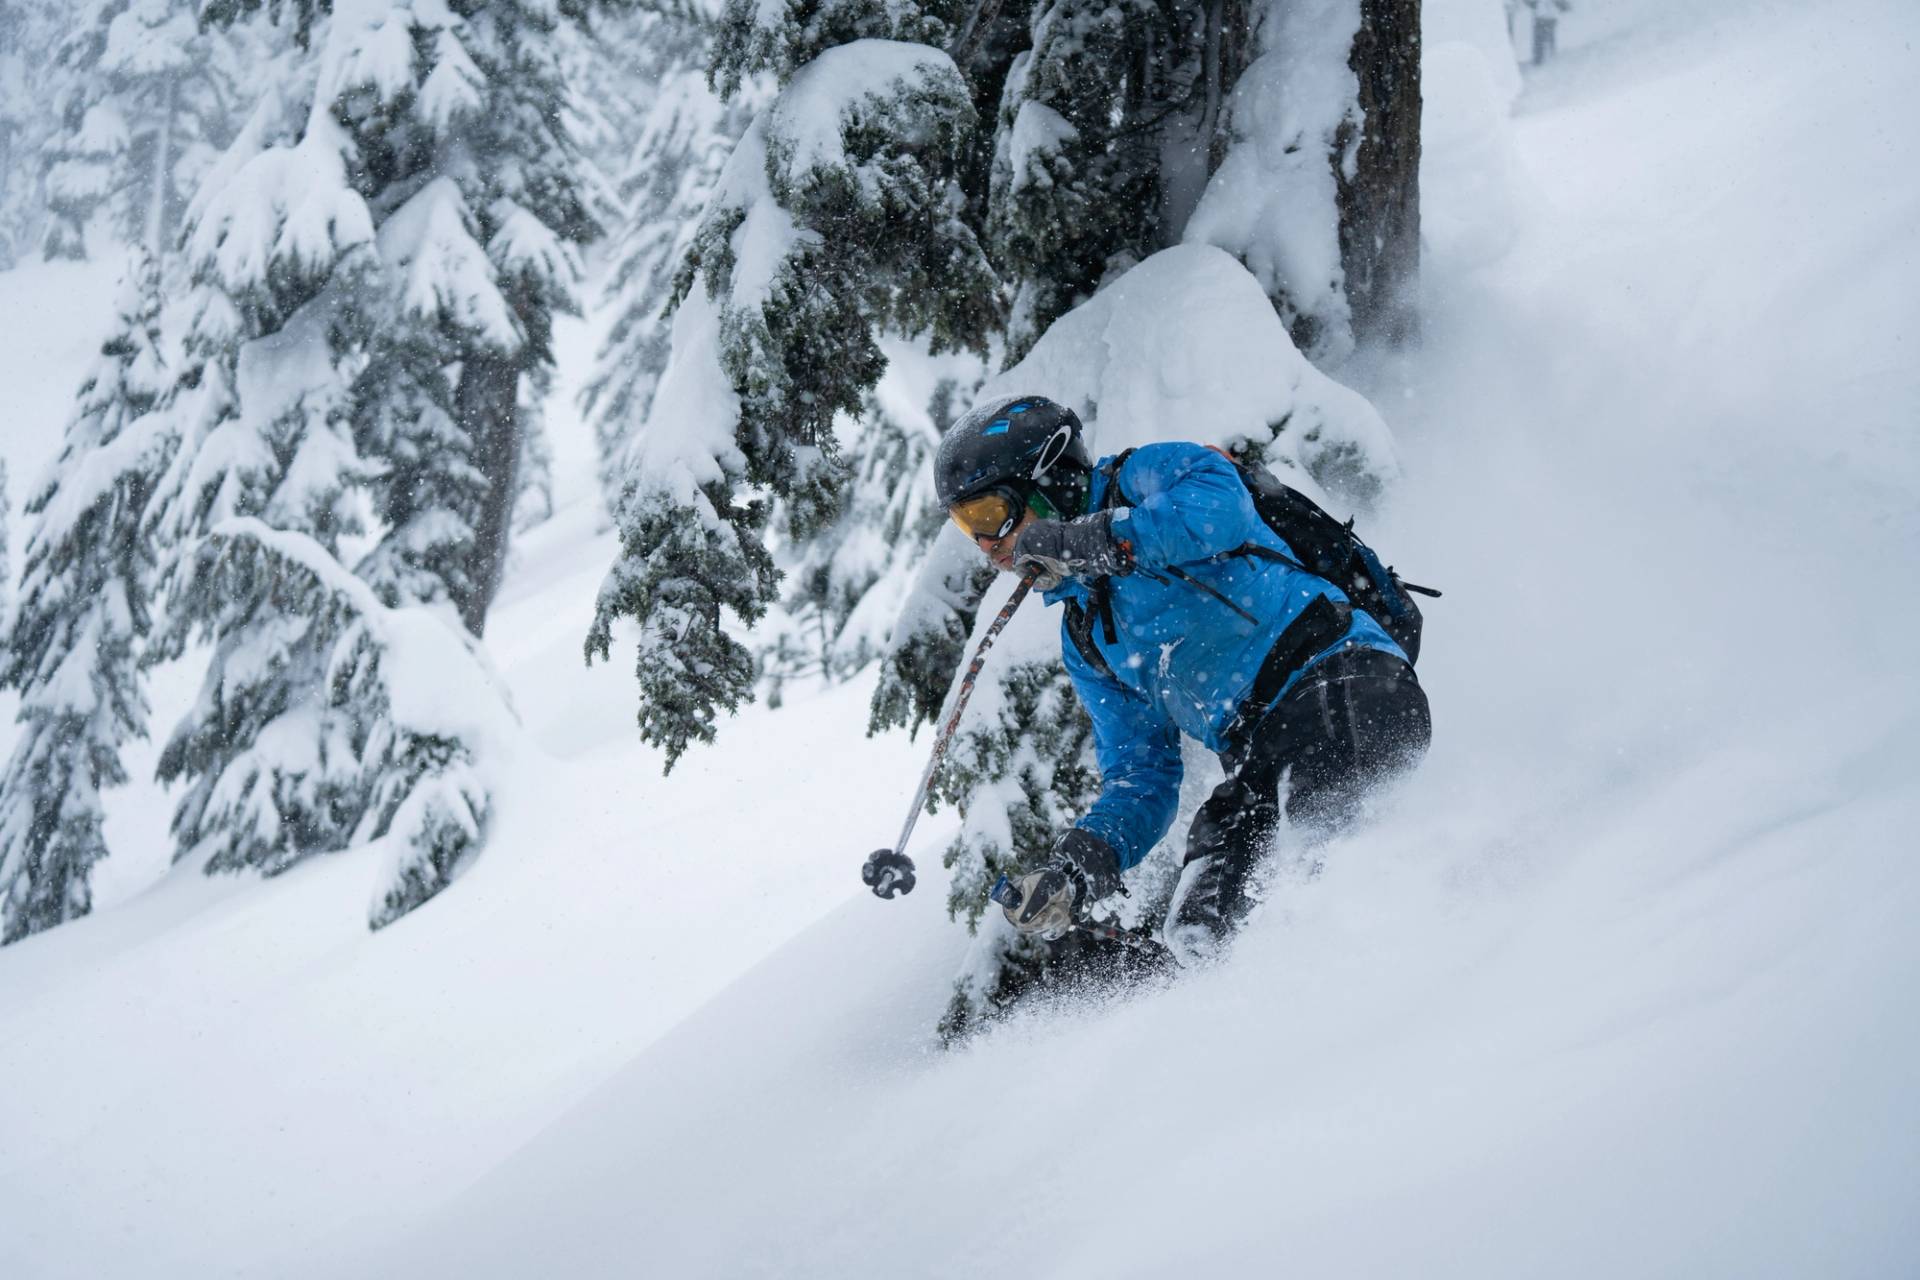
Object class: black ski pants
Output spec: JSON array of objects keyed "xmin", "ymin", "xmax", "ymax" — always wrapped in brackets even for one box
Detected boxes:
[{"xmin": 1185, "ymin": 647, "xmax": 1432, "ymax": 870}]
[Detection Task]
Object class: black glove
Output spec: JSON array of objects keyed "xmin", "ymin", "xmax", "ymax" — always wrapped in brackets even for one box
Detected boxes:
[
  {"xmin": 1011, "ymin": 511, "xmax": 1135, "ymax": 581},
  {"xmin": 999, "ymin": 829, "xmax": 1124, "ymax": 938}
]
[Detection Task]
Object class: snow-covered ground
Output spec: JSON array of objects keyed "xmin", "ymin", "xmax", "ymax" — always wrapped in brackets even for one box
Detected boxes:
[{"xmin": 2, "ymin": 0, "xmax": 1917, "ymax": 1275}]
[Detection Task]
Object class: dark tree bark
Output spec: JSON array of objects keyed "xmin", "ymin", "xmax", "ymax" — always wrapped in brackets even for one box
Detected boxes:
[
  {"xmin": 1155, "ymin": 0, "xmax": 1256, "ymax": 249},
  {"xmin": 948, "ymin": 0, "xmax": 1011, "ymax": 70},
  {"xmin": 1202, "ymin": 0, "xmax": 1256, "ymax": 174},
  {"xmin": 453, "ymin": 348, "xmax": 523, "ymax": 638},
  {"xmin": 1338, "ymin": 0, "xmax": 1422, "ymax": 347}
]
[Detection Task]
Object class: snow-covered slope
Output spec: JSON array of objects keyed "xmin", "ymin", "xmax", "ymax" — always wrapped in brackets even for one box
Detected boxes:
[
  {"xmin": 0, "ymin": 285, "xmax": 951, "ymax": 1272},
  {"xmin": 2, "ymin": 0, "xmax": 1916, "ymax": 1275},
  {"xmin": 370, "ymin": 3, "xmax": 1920, "ymax": 1275}
]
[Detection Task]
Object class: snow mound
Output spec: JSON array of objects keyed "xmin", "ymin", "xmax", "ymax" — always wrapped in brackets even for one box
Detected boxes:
[{"xmin": 981, "ymin": 242, "xmax": 1399, "ymax": 503}]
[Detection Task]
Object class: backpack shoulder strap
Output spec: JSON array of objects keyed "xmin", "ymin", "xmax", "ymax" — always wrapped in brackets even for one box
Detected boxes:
[
  {"xmin": 1062, "ymin": 597, "xmax": 1119, "ymax": 684},
  {"xmin": 1095, "ymin": 449, "xmax": 1137, "ymax": 513},
  {"xmin": 1057, "ymin": 450, "xmax": 1136, "ymax": 686}
]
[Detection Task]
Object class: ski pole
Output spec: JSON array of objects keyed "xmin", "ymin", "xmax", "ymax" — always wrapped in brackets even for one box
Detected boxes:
[{"xmin": 862, "ymin": 568, "xmax": 1041, "ymax": 899}]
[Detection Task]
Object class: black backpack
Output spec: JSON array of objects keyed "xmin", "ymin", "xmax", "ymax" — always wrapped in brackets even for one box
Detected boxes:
[
  {"xmin": 1225, "ymin": 455, "xmax": 1437, "ymax": 663},
  {"xmin": 1086, "ymin": 448, "xmax": 1439, "ymax": 665}
]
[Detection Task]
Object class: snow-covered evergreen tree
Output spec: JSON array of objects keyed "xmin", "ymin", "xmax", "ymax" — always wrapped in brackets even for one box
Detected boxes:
[
  {"xmin": 39, "ymin": 0, "xmax": 247, "ymax": 263},
  {"xmin": 975, "ymin": 0, "xmax": 1422, "ymax": 363},
  {"xmin": 579, "ymin": 6, "xmax": 758, "ymax": 514},
  {"xmin": 162, "ymin": 520, "xmax": 507, "ymax": 929},
  {"xmin": 762, "ymin": 378, "xmax": 958, "ymax": 691},
  {"xmin": 148, "ymin": 98, "xmax": 371, "ymax": 874},
  {"xmin": 0, "ymin": 462, "xmax": 9, "ymax": 633},
  {"xmin": 562, "ymin": 5, "xmax": 653, "ymax": 179},
  {"xmin": 589, "ymin": 2, "xmax": 1000, "ymax": 769},
  {"xmin": 0, "ymin": 253, "xmax": 172, "ymax": 945},
  {"xmin": 146, "ymin": 0, "xmax": 620, "ymax": 923},
  {"xmin": 349, "ymin": 0, "xmax": 605, "ymax": 634},
  {"xmin": 0, "ymin": 0, "xmax": 62, "ymax": 267},
  {"xmin": 513, "ymin": 366, "xmax": 556, "ymax": 533},
  {"xmin": 867, "ymin": 530, "xmax": 994, "ymax": 737},
  {"xmin": 0, "ymin": 458, "xmax": 10, "ymax": 634},
  {"xmin": 986, "ymin": 0, "xmax": 1250, "ymax": 359},
  {"xmin": 0, "ymin": 14, "xmax": 28, "ymax": 268}
]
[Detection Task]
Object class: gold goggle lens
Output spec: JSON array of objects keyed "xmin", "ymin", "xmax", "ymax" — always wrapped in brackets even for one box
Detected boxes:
[{"xmin": 948, "ymin": 491, "xmax": 1021, "ymax": 540}]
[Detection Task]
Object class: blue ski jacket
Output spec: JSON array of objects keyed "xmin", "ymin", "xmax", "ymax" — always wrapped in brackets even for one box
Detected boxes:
[{"xmin": 1045, "ymin": 442, "xmax": 1406, "ymax": 871}]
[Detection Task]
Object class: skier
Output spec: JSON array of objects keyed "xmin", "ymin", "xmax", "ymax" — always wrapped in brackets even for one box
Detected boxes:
[
  {"xmin": 938, "ymin": 395, "xmax": 1432, "ymax": 964},
  {"xmin": 1525, "ymin": 0, "xmax": 1572, "ymax": 65}
]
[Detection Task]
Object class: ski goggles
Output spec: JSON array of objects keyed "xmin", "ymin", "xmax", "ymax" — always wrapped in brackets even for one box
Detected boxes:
[{"xmin": 948, "ymin": 486, "xmax": 1058, "ymax": 541}]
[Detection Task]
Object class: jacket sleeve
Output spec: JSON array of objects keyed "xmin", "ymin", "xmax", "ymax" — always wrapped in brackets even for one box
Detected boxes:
[
  {"xmin": 1109, "ymin": 443, "xmax": 1262, "ymax": 569},
  {"xmin": 1061, "ymin": 628, "xmax": 1183, "ymax": 872}
]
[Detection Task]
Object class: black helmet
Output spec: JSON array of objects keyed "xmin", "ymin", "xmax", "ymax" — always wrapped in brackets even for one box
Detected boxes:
[{"xmin": 934, "ymin": 395, "xmax": 1092, "ymax": 534}]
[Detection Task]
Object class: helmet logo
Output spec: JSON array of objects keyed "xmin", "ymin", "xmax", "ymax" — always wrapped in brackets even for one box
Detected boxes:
[
  {"xmin": 985, "ymin": 419, "xmax": 1011, "ymax": 435},
  {"xmin": 1032, "ymin": 424, "xmax": 1074, "ymax": 480}
]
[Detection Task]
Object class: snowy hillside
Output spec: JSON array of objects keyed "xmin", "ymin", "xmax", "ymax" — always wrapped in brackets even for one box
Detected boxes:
[{"xmin": 2, "ymin": 0, "xmax": 1917, "ymax": 1276}]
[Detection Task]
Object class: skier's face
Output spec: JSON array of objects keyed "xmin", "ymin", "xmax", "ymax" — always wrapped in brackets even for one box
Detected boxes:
[{"xmin": 978, "ymin": 508, "xmax": 1037, "ymax": 572}]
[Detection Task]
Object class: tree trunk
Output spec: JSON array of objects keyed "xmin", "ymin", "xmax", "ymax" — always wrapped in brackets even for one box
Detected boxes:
[
  {"xmin": 1338, "ymin": 0, "xmax": 1422, "ymax": 348},
  {"xmin": 1155, "ymin": 0, "xmax": 1255, "ymax": 249},
  {"xmin": 1204, "ymin": 0, "xmax": 1256, "ymax": 172},
  {"xmin": 145, "ymin": 74, "xmax": 179, "ymax": 261},
  {"xmin": 0, "ymin": 128, "xmax": 12, "ymax": 268},
  {"xmin": 453, "ymin": 348, "xmax": 523, "ymax": 637},
  {"xmin": 947, "ymin": 0, "xmax": 1009, "ymax": 70}
]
